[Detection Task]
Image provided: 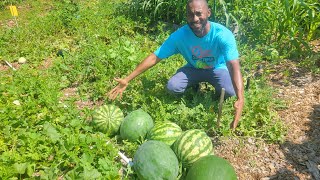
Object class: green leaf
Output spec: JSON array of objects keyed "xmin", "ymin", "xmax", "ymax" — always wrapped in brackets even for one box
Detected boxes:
[
  {"xmin": 27, "ymin": 163, "xmax": 35, "ymax": 177},
  {"xmin": 80, "ymin": 153, "xmax": 94, "ymax": 167},
  {"xmin": 43, "ymin": 122, "xmax": 61, "ymax": 143},
  {"xmin": 13, "ymin": 163, "xmax": 28, "ymax": 174},
  {"xmin": 82, "ymin": 168, "xmax": 101, "ymax": 179}
]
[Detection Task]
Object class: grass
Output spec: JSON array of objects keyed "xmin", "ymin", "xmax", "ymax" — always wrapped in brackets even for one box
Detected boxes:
[{"xmin": 0, "ymin": 0, "xmax": 315, "ymax": 179}]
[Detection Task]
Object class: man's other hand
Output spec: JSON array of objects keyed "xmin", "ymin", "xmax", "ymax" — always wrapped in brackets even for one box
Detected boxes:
[{"xmin": 107, "ymin": 78, "xmax": 128, "ymax": 100}]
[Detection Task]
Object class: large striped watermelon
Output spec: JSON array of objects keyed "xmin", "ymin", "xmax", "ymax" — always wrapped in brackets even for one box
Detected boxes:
[
  {"xmin": 120, "ymin": 109, "xmax": 154, "ymax": 142},
  {"xmin": 186, "ymin": 155, "xmax": 237, "ymax": 180},
  {"xmin": 92, "ymin": 104, "xmax": 124, "ymax": 136},
  {"xmin": 133, "ymin": 140, "xmax": 179, "ymax": 180},
  {"xmin": 172, "ymin": 129, "xmax": 213, "ymax": 168},
  {"xmin": 147, "ymin": 121, "xmax": 183, "ymax": 146}
]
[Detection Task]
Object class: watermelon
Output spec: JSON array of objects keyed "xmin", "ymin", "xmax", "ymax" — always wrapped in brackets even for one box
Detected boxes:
[
  {"xmin": 120, "ymin": 109, "xmax": 154, "ymax": 142},
  {"xmin": 133, "ymin": 140, "xmax": 179, "ymax": 180},
  {"xmin": 186, "ymin": 155, "xmax": 237, "ymax": 180},
  {"xmin": 172, "ymin": 129, "xmax": 213, "ymax": 168},
  {"xmin": 92, "ymin": 104, "xmax": 124, "ymax": 136},
  {"xmin": 147, "ymin": 121, "xmax": 183, "ymax": 146}
]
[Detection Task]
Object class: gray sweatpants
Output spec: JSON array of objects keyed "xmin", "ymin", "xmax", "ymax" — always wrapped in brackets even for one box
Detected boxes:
[{"xmin": 166, "ymin": 67, "xmax": 236, "ymax": 98}]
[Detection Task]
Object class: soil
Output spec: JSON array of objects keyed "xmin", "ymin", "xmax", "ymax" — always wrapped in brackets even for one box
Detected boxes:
[{"xmin": 214, "ymin": 59, "xmax": 320, "ymax": 180}]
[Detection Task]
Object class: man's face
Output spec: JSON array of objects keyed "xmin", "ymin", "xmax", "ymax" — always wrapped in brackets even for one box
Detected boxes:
[{"xmin": 186, "ymin": 0, "xmax": 211, "ymax": 37}]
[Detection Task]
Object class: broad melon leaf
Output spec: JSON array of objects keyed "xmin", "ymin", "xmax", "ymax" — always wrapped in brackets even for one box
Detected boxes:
[
  {"xmin": 43, "ymin": 122, "xmax": 61, "ymax": 143},
  {"xmin": 13, "ymin": 162, "xmax": 28, "ymax": 174}
]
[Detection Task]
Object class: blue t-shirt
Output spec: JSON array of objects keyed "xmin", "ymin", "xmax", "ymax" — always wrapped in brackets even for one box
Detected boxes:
[{"xmin": 154, "ymin": 21, "xmax": 239, "ymax": 69}]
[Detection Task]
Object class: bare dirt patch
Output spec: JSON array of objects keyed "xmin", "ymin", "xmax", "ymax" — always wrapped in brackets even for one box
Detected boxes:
[
  {"xmin": 39, "ymin": 58, "xmax": 54, "ymax": 70},
  {"xmin": 0, "ymin": 61, "xmax": 22, "ymax": 71},
  {"xmin": 60, "ymin": 86, "xmax": 104, "ymax": 111},
  {"xmin": 310, "ymin": 39, "xmax": 320, "ymax": 53}
]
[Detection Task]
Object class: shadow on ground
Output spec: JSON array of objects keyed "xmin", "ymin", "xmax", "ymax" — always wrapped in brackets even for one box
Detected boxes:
[{"xmin": 273, "ymin": 104, "xmax": 320, "ymax": 180}]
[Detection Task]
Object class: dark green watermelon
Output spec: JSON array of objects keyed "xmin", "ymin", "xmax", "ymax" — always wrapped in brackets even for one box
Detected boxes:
[
  {"xmin": 133, "ymin": 140, "xmax": 179, "ymax": 180},
  {"xmin": 186, "ymin": 155, "xmax": 237, "ymax": 180},
  {"xmin": 120, "ymin": 109, "xmax": 154, "ymax": 142}
]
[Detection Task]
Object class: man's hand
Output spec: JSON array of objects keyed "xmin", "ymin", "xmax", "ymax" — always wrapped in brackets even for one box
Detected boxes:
[
  {"xmin": 107, "ymin": 78, "xmax": 128, "ymax": 100},
  {"xmin": 230, "ymin": 98, "xmax": 244, "ymax": 130}
]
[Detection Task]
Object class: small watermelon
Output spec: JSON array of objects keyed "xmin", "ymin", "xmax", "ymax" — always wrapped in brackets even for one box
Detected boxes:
[
  {"xmin": 120, "ymin": 109, "xmax": 154, "ymax": 142},
  {"xmin": 147, "ymin": 121, "xmax": 183, "ymax": 146},
  {"xmin": 172, "ymin": 129, "xmax": 213, "ymax": 168},
  {"xmin": 133, "ymin": 140, "xmax": 179, "ymax": 180},
  {"xmin": 92, "ymin": 104, "xmax": 124, "ymax": 136},
  {"xmin": 186, "ymin": 155, "xmax": 237, "ymax": 180}
]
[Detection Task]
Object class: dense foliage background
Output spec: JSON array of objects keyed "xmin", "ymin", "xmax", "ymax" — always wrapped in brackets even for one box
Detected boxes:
[
  {"xmin": 0, "ymin": 0, "xmax": 319, "ymax": 179},
  {"xmin": 127, "ymin": 0, "xmax": 320, "ymax": 59}
]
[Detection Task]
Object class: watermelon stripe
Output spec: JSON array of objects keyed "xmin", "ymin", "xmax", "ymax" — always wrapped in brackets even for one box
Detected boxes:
[
  {"xmin": 172, "ymin": 129, "xmax": 213, "ymax": 167},
  {"xmin": 152, "ymin": 136, "xmax": 179, "ymax": 141},
  {"xmin": 150, "ymin": 128, "xmax": 181, "ymax": 137},
  {"xmin": 153, "ymin": 123, "xmax": 168, "ymax": 129},
  {"xmin": 175, "ymin": 130, "xmax": 196, "ymax": 158},
  {"xmin": 182, "ymin": 132, "xmax": 208, "ymax": 158},
  {"xmin": 148, "ymin": 122, "xmax": 182, "ymax": 146},
  {"xmin": 153, "ymin": 138, "xmax": 178, "ymax": 145},
  {"xmin": 150, "ymin": 129, "xmax": 167, "ymax": 135},
  {"xmin": 152, "ymin": 126, "xmax": 180, "ymax": 132},
  {"xmin": 177, "ymin": 130, "xmax": 203, "ymax": 154},
  {"xmin": 179, "ymin": 134, "xmax": 207, "ymax": 164},
  {"xmin": 151, "ymin": 123, "xmax": 180, "ymax": 133},
  {"xmin": 186, "ymin": 141, "xmax": 213, "ymax": 164}
]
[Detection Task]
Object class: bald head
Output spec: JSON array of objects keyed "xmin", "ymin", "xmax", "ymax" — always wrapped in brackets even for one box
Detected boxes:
[{"xmin": 187, "ymin": 0, "xmax": 209, "ymax": 9}]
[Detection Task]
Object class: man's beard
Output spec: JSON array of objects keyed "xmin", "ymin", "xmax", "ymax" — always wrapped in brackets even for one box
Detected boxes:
[{"xmin": 188, "ymin": 19, "xmax": 208, "ymax": 36}]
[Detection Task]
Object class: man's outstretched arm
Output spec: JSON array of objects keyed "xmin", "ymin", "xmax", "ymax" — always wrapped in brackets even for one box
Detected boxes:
[{"xmin": 108, "ymin": 53, "xmax": 161, "ymax": 100}]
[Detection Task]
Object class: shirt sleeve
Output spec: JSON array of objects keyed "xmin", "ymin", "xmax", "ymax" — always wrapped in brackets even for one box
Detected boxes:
[
  {"xmin": 218, "ymin": 30, "xmax": 239, "ymax": 61},
  {"xmin": 154, "ymin": 33, "xmax": 179, "ymax": 60}
]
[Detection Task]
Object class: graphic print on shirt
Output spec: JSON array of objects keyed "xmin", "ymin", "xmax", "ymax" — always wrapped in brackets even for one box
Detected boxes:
[{"xmin": 191, "ymin": 46, "xmax": 215, "ymax": 69}]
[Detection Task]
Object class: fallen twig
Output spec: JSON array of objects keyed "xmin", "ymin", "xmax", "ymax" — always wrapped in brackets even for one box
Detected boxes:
[{"xmin": 4, "ymin": 60, "xmax": 16, "ymax": 71}]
